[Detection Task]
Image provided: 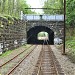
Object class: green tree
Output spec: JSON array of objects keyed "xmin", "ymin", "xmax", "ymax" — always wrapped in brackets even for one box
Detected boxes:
[
  {"xmin": 2, "ymin": 0, "xmax": 6, "ymax": 13},
  {"xmin": 66, "ymin": 0, "xmax": 75, "ymax": 36},
  {"xmin": 0, "ymin": 0, "xmax": 2, "ymax": 13},
  {"xmin": 43, "ymin": 0, "xmax": 64, "ymax": 14},
  {"xmin": 0, "ymin": 0, "xmax": 6, "ymax": 13},
  {"xmin": 0, "ymin": 0, "xmax": 36, "ymax": 18}
]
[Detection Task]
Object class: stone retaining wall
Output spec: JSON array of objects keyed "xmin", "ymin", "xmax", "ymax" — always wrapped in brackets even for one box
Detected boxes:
[{"xmin": 0, "ymin": 17, "xmax": 26, "ymax": 53}]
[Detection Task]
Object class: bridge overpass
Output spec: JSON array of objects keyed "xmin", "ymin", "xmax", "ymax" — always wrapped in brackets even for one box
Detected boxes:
[{"xmin": 23, "ymin": 14, "xmax": 64, "ymax": 45}]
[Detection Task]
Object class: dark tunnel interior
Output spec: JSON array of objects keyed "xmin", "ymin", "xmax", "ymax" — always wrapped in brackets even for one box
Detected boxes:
[{"xmin": 27, "ymin": 26, "xmax": 54, "ymax": 45}]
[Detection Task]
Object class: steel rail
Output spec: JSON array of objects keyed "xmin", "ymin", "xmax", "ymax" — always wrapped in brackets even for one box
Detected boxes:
[
  {"xmin": 47, "ymin": 45, "xmax": 59, "ymax": 75},
  {"xmin": 37, "ymin": 45, "xmax": 43, "ymax": 75},
  {"xmin": 34, "ymin": 40, "xmax": 64, "ymax": 75},
  {"xmin": 0, "ymin": 45, "xmax": 33, "ymax": 67},
  {"xmin": 47, "ymin": 43, "xmax": 64, "ymax": 75},
  {"xmin": 6, "ymin": 45, "xmax": 37, "ymax": 75}
]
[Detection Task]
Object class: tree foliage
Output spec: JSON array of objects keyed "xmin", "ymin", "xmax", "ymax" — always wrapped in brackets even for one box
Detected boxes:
[
  {"xmin": 43, "ymin": 0, "xmax": 64, "ymax": 14},
  {"xmin": 66, "ymin": 0, "xmax": 75, "ymax": 27},
  {"xmin": 0, "ymin": 0, "xmax": 34, "ymax": 18}
]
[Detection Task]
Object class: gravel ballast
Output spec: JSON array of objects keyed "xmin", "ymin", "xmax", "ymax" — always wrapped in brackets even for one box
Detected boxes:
[
  {"xmin": 50, "ymin": 45, "xmax": 75, "ymax": 75},
  {"xmin": 0, "ymin": 45, "xmax": 31, "ymax": 66},
  {"xmin": 11, "ymin": 45, "xmax": 42, "ymax": 75}
]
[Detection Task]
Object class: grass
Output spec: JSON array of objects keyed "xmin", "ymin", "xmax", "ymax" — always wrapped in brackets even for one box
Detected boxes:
[
  {"xmin": 66, "ymin": 32, "xmax": 75, "ymax": 63},
  {"xmin": 0, "ymin": 44, "xmax": 30, "ymax": 58},
  {"xmin": 66, "ymin": 40, "xmax": 75, "ymax": 49},
  {"xmin": 67, "ymin": 51, "xmax": 75, "ymax": 63},
  {"xmin": 0, "ymin": 50, "xmax": 13, "ymax": 58}
]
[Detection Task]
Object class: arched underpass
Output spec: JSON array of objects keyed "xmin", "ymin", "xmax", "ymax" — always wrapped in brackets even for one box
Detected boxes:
[
  {"xmin": 27, "ymin": 26, "xmax": 54, "ymax": 45},
  {"xmin": 37, "ymin": 31, "xmax": 49, "ymax": 40}
]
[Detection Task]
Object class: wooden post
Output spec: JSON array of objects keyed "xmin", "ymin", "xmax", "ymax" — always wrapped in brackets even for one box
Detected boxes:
[{"xmin": 62, "ymin": 0, "xmax": 66, "ymax": 55}]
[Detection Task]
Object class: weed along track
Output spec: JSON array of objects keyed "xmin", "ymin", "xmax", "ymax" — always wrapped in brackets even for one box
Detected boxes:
[
  {"xmin": 32, "ymin": 45, "xmax": 65, "ymax": 75},
  {"xmin": 0, "ymin": 45, "xmax": 32, "ymax": 67},
  {"xmin": 0, "ymin": 45, "xmax": 37, "ymax": 75}
]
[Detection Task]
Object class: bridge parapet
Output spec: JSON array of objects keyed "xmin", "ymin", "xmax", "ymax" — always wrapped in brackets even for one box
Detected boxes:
[{"xmin": 23, "ymin": 14, "xmax": 64, "ymax": 21}]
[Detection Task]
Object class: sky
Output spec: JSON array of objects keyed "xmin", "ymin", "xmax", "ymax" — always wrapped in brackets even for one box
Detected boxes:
[{"xmin": 26, "ymin": 0, "xmax": 46, "ymax": 14}]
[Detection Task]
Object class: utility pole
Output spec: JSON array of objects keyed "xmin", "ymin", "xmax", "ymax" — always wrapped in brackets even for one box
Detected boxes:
[{"xmin": 62, "ymin": 0, "xmax": 66, "ymax": 55}]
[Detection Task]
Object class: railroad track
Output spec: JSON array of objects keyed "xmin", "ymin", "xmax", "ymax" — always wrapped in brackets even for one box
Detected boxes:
[
  {"xmin": 0, "ymin": 45, "xmax": 37, "ymax": 75},
  {"xmin": 32, "ymin": 41, "xmax": 65, "ymax": 75},
  {"xmin": 0, "ymin": 45, "xmax": 32, "ymax": 67}
]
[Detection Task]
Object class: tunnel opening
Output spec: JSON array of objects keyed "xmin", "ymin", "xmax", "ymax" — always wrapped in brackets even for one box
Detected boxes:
[
  {"xmin": 27, "ymin": 26, "xmax": 54, "ymax": 45},
  {"xmin": 37, "ymin": 31, "xmax": 49, "ymax": 40}
]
